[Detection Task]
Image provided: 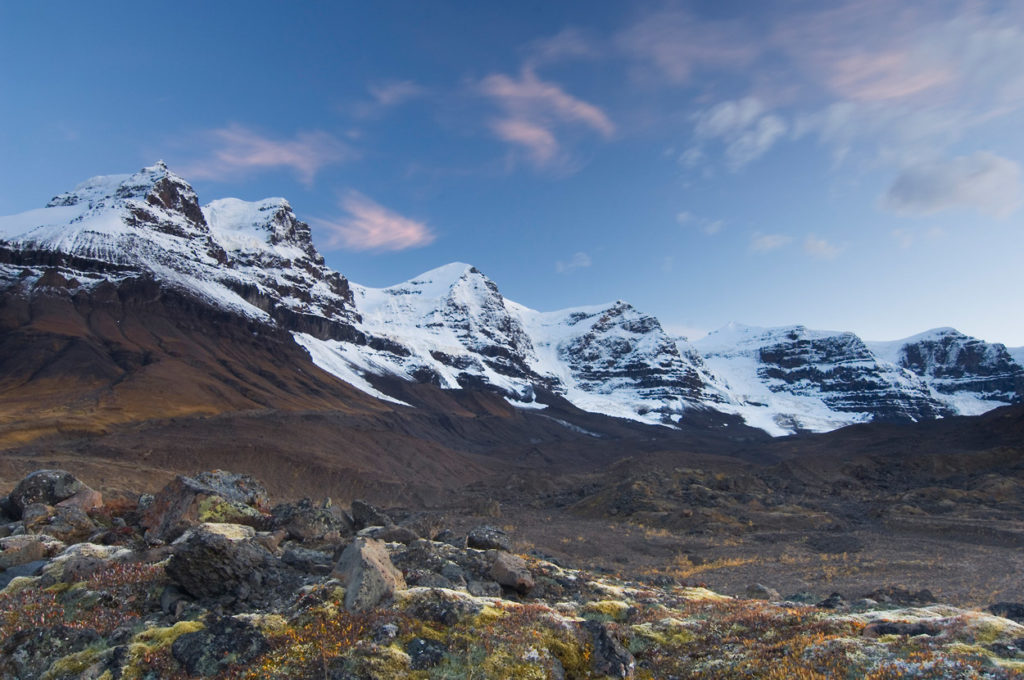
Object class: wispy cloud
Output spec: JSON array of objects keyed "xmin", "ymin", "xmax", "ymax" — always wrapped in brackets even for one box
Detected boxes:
[
  {"xmin": 312, "ymin": 191, "xmax": 435, "ymax": 252},
  {"xmin": 804, "ymin": 234, "xmax": 844, "ymax": 259},
  {"xmin": 750, "ymin": 232, "xmax": 792, "ymax": 252},
  {"xmin": 677, "ymin": 211, "xmax": 724, "ymax": 235},
  {"xmin": 181, "ymin": 124, "xmax": 354, "ymax": 185},
  {"xmin": 352, "ymin": 80, "xmax": 426, "ymax": 118},
  {"xmin": 556, "ymin": 251, "xmax": 592, "ymax": 273},
  {"xmin": 525, "ymin": 28, "xmax": 597, "ymax": 68},
  {"xmin": 616, "ymin": 8, "xmax": 757, "ymax": 84},
  {"xmin": 883, "ymin": 151, "xmax": 1023, "ymax": 218},
  {"xmin": 691, "ymin": 97, "xmax": 787, "ymax": 169},
  {"xmin": 479, "ymin": 67, "xmax": 614, "ymax": 171}
]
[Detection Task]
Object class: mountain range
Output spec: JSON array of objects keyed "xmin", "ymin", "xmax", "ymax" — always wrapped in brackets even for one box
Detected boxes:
[{"xmin": 1, "ymin": 162, "xmax": 1021, "ymax": 443}]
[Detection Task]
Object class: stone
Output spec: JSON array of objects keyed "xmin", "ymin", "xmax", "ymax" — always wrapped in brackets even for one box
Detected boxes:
[
  {"xmin": 22, "ymin": 503, "xmax": 96, "ymax": 543},
  {"xmin": 745, "ymin": 583, "xmax": 781, "ymax": 601},
  {"xmin": 400, "ymin": 512, "xmax": 445, "ymax": 541},
  {"xmin": 331, "ymin": 537, "xmax": 406, "ymax": 612},
  {"xmin": 990, "ymin": 602, "xmax": 1024, "ymax": 624},
  {"xmin": 405, "ymin": 637, "xmax": 447, "ymax": 670},
  {"xmin": 863, "ymin": 621, "xmax": 941, "ymax": 637},
  {"xmin": 490, "ymin": 551, "xmax": 534, "ymax": 594},
  {"xmin": 0, "ymin": 625, "xmax": 101, "ymax": 680},
  {"xmin": 0, "ymin": 534, "xmax": 66, "ymax": 570},
  {"xmin": 816, "ymin": 592, "xmax": 846, "ymax": 609},
  {"xmin": 467, "ymin": 525, "xmax": 512, "ymax": 552},
  {"xmin": 141, "ymin": 474, "xmax": 268, "ymax": 543},
  {"xmin": 467, "ymin": 580, "xmax": 502, "ymax": 597},
  {"xmin": 0, "ymin": 560, "xmax": 47, "ymax": 589},
  {"xmin": 165, "ymin": 524, "xmax": 277, "ymax": 601},
  {"xmin": 7, "ymin": 470, "xmax": 88, "ymax": 517},
  {"xmin": 56, "ymin": 488, "xmax": 104, "ymax": 513},
  {"xmin": 254, "ymin": 529, "xmax": 288, "ymax": 553},
  {"xmin": 350, "ymin": 499, "xmax": 392, "ymax": 530},
  {"xmin": 282, "ymin": 546, "xmax": 334, "ymax": 574},
  {"xmin": 272, "ymin": 498, "xmax": 352, "ymax": 543},
  {"xmin": 171, "ymin": 616, "xmax": 269, "ymax": 677},
  {"xmin": 864, "ymin": 586, "xmax": 935, "ymax": 606},
  {"xmin": 358, "ymin": 524, "xmax": 419, "ymax": 544},
  {"xmin": 584, "ymin": 620, "xmax": 636, "ymax": 679},
  {"xmin": 193, "ymin": 470, "xmax": 269, "ymax": 508}
]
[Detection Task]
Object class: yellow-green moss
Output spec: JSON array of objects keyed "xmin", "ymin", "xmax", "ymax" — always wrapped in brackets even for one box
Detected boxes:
[
  {"xmin": 582, "ymin": 599, "xmax": 632, "ymax": 622},
  {"xmin": 41, "ymin": 645, "xmax": 105, "ymax": 680},
  {"xmin": 235, "ymin": 612, "xmax": 288, "ymax": 635},
  {"xmin": 677, "ymin": 586, "xmax": 731, "ymax": 601},
  {"xmin": 630, "ymin": 620, "xmax": 695, "ymax": 648},
  {"xmin": 1, "ymin": 575, "xmax": 39, "ymax": 596},
  {"xmin": 121, "ymin": 620, "xmax": 204, "ymax": 680},
  {"xmin": 197, "ymin": 496, "xmax": 263, "ymax": 524}
]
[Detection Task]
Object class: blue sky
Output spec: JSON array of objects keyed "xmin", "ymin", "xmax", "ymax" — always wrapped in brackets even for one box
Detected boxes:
[{"xmin": 2, "ymin": 1, "xmax": 1023, "ymax": 345}]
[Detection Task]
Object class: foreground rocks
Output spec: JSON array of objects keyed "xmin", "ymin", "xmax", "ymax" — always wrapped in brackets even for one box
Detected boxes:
[{"xmin": 3, "ymin": 467, "xmax": 1024, "ymax": 679}]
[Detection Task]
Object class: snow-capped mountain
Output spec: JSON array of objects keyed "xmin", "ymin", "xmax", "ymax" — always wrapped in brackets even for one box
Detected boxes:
[{"xmin": 2, "ymin": 164, "xmax": 1021, "ymax": 436}]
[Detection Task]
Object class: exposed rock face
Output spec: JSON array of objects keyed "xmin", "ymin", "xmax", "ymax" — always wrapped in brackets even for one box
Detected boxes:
[
  {"xmin": 0, "ymin": 534, "xmax": 66, "ymax": 570},
  {"xmin": 331, "ymin": 537, "xmax": 406, "ymax": 612},
  {"xmin": 490, "ymin": 551, "xmax": 534, "ymax": 593},
  {"xmin": 584, "ymin": 620, "xmax": 636, "ymax": 679},
  {"xmin": 350, "ymin": 499, "xmax": 393, "ymax": 530},
  {"xmin": 871, "ymin": 328, "xmax": 1024, "ymax": 406},
  {"xmin": 466, "ymin": 525, "xmax": 512, "ymax": 552},
  {"xmin": 271, "ymin": 498, "xmax": 352, "ymax": 542}
]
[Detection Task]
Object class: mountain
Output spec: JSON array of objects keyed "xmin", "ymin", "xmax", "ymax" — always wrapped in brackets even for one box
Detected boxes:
[{"xmin": 1, "ymin": 163, "xmax": 1021, "ymax": 445}]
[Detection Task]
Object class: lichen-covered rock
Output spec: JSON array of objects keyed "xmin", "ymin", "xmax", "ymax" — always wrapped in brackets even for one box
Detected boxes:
[
  {"xmin": 0, "ymin": 534, "xmax": 66, "ymax": 570},
  {"xmin": 405, "ymin": 637, "xmax": 447, "ymax": 670},
  {"xmin": 331, "ymin": 537, "xmax": 406, "ymax": 612},
  {"xmin": 22, "ymin": 504, "xmax": 96, "ymax": 543},
  {"xmin": 140, "ymin": 474, "xmax": 268, "ymax": 543},
  {"xmin": 358, "ymin": 524, "xmax": 419, "ymax": 544},
  {"xmin": 192, "ymin": 470, "xmax": 269, "ymax": 508},
  {"xmin": 491, "ymin": 551, "xmax": 534, "ymax": 594},
  {"xmin": 350, "ymin": 499, "xmax": 392, "ymax": 530},
  {"xmin": 0, "ymin": 625, "xmax": 101, "ymax": 680},
  {"xmin": 272, "ymin": 498, "xmax": 352, "ymax": 543},
  {"xmin": 171, "ymin": 616, "xmax": 269, "ymax": 677},
  {"xmin": 8, "ymin": 470, "xmax": 89, "ymax": 518},
  {"xmin": 165, "ymin": 524, "xmax": 279, "ymax": 601},
  {"xmin": 467, "ymin": 525, "xmax": 512, "ymax": 552},
  {"xmin": 990, "ymin": 602, "xmax": 1024, "ymax": 624},
  {"xmin": 584, "ymin": 620, "xmax": 635, "ymax": 679},
  {"xmin": 745, "ymin": 583, "xmax": 781, "ymax": 601},
  {"xmin": 55, "ymin": 489, "xmax": 103, "ymax": 514}
]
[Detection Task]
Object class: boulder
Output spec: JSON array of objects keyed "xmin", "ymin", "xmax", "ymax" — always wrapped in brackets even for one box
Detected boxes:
[
  {"xmin": 165, "ymin": 524, "xmax": 277, "ymax": 601},
  {"xmin": 7, "ymin": 470, "xmax": 89, "ymax": 517},
  {"xmin": 745, "ymin": 583, "xmax": 781, "ymax": 601},
  {"xmin": 331, "ymin": 537, "xmax": 406, "ymax": 612},
  {"xmin": 467, "ymin": 525, "xmax": 512, "ymax": 552},
  {"xmin": 0, "ymin": 625, "xmax": 101, "ymax": 680},
  {"xmin": 350, "ymin": 499, "xmax": 393, "ymax": 530},
  {"xmin": 141, "ymin": 474, "xmax": 267, "ymax": 543},
  {"xmin": 171, "ymin": 616, "xmax": 269, "ymax": 677},
  {"xmin": 358, "ymin": 524, "xmax": 419, "ymax": 544},
  {"xmin": 990, "ymin": 602, "xmax": 1024, "ymax": 624},
  {"xmin": 0, "ymin": 534, "xmax": 66, "ymax": 570},
  {"xmin": 22, "ymin": 503, "xmax": 96, "ymax": 543},
  {"xmin": 193, "ymin": 470, "xmax": 269, "ymax": 508},
  {"xmin": 56, "ymin": 488, "xmax": 104, "ymax": 513},
  {"xmin": 862, "ymin": 621, "xmax": 941, "ymax": 637},
  {"xmin": 584, "ymin": 620, "xmax": 636, "ymax": 679},
  {"xmin": 405, "ymin": 637, "xmax": 447, "ymax": 670},
  {"xmin": 271, "ymin": 498, "xmax": 352, "ymax": 542},
  {"xmin": 490, "ymin": 551, "xmax": 534, "ymax": 594}
]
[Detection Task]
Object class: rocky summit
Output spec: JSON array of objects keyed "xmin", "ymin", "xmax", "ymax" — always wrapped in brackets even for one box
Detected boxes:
[{"xmin": 1, "ymin": 468, "xmax": 1023, "ymax": 679}]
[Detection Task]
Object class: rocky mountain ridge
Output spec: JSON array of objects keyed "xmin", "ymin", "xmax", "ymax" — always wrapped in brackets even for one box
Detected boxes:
[{"xmin": 1, "ymin": 163, "xmax": 1021, "ymax": 436}]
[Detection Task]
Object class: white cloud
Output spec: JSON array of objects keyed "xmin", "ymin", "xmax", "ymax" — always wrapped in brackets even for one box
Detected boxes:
[
  {"xmin": 750, "ymin": 232, "xmax": 792, "ymax": 252},
  {"xmin": 556, "ymin": 251, "xmax": 592, "ymax": 273},
  {"xmin": 677, "ymin": 211, "xmax": 724, "ymax": 235},
  {"xmin": 804, "ymin": 234, "xmax": 844, "ymax": 259},
  {"xmin": 883, "ymin": 151, "xmax": 1023, "ymax": 218},
  {"xmin": 313, "ymin": 191, "xmax": 435, "ymax": 252},
  {"xmin": 180, "ymin": 124, "xmax": 354, "ymax": 185},
  {"xmin": 352, "ymin": 80, "xmax": 426, "ymax": 118}
]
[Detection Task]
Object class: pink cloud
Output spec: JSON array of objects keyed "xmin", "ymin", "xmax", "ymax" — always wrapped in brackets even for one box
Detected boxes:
[
  {"xmin": 490, "ymin": 119, "xmax": 559, "ymax": 166},
  {"xmin": 480, "ymin": 69, "xmax": 615, "ymax": 137},
  {"xmin": 313, "ymin": 191, "xmax": 435, "ymax": 252},
  {"xmin": 182, "ymin": 124, "xmax": 354, "ymax": 185}
]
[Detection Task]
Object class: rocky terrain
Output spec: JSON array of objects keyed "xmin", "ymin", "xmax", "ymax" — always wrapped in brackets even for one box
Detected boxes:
[{"xmin": 2, "ymin": 468, "xmax": 1023, "ymax": 679}]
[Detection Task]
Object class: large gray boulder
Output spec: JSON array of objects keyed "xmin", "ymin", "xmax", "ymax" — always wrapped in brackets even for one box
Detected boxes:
[
  {"xmin": 165, "ymin": 524, "xmax": 277, "ymax": 601},
  {"xmin": 331, "ymin": 537, "xmax": 406, "ymax": 612},
  {"xmin": 490, "ymin": 551, "xmax": 534, "ymax": 594},
  {"xmin": 140, "ymin": 473, "xmax": 268, "ymax": 543}
]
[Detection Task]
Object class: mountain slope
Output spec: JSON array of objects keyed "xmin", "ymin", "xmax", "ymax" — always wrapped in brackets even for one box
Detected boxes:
[{"xmin": 1, "ymin": 163, "xmax": 1021, "ymax": 440}]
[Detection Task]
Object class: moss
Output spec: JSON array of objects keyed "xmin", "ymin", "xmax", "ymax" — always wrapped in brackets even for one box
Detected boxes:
[
  {"xmin": 341, "ymin": 642, "xmax": 417, "ymax": 679},
  {"xmin": 968, "ymin": 617, "xmax": 1015, "ymax": 645},
  {"xmin": 2, "ymin": 575, "xmax": 40, "ymax": 596},
  {"xmin": 121, "ymin": 620, "xmax": 204, "ymax": 680},
  {"xmin": 235, "ymin": 612, "xmax": 288, "ymax": 635},
  {"xmin": 583, "ymin": 599, "xmax": 632, "ymax": 622},
  {"xmin": 197, "ymin": 495, "xmax": 263, "ymax": 524},
  {"xmin": 630, "ymin": 620, "xmax": 695, "ymax": 649},
  {"xmin": 41, "ymin": 645, "xmax": 106, "ymax": 680},
  {"xmin": 477, "ymin": 649, "xmax": 549, "ymax": 680},
  {"xmin": 677, "ymin": 586, "xmax": 731, "ymax": 601}
]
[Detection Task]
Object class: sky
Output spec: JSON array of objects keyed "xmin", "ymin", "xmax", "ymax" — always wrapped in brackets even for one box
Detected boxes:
[{"xmin": 1, "ymin": 1, "xmax": 1023, "ymax": 346}]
